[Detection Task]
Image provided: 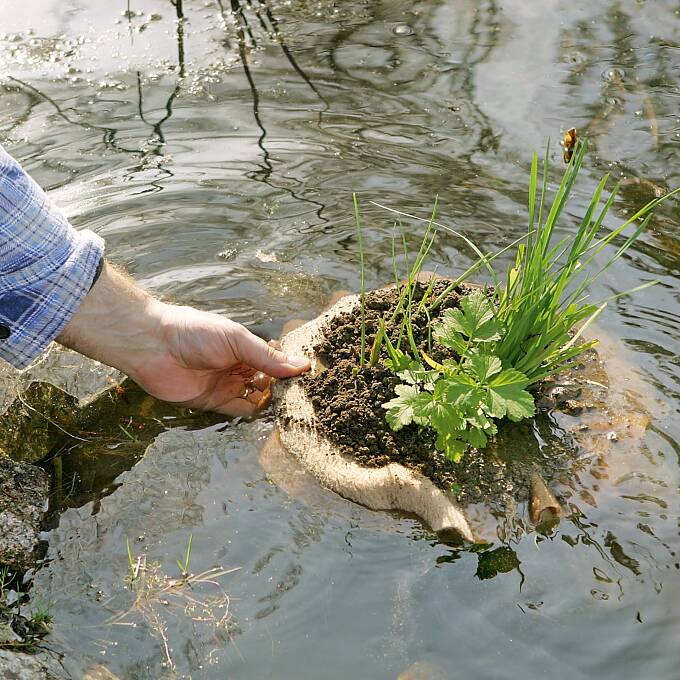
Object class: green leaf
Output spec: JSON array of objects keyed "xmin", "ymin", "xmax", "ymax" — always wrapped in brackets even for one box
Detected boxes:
[
  {"xmin": 382, "ymin": 384, "xmax": 423, "ymax": 430},
  {"xmin": 463, "ymin": 425, "xmax": 488, "ymax": 449},
  {"xmin": 440, "ymin": 374, "xmax": 484, "ymax": 409},
  {"xmin": 397, "ymin": 361, "xmax": 438, "ymax": 389},
  {"xmin": 431, "ymin": 406, "xmax": 464, "ymax": 433},
  {"xmin": 402, "ymin": 381, "xmax": 465, "ymax": 432},
  {"xmin": 384, "ymin": 352, "xmax": 411, "ymax": 374},
  {"xmin": 435, "ymin": 431, "xmax": 467, "ymax": 462},
  {"xmin": 485, "ymin": 369, "xmax": 535, "ymax": 421},
  {"xmin": 432, "ymin": 324, "xmax": 466, "ymax": 353},
  {"xmin": 464, "ymin": 354, "xmax": 502, "ymax": 383},
  {"xmin": 464, "ymin": 407, "xmax": 495, "ymax": 433},
  {"xmin": 434, "ymin": 291, "xmax": 503, "ymax": 345}
]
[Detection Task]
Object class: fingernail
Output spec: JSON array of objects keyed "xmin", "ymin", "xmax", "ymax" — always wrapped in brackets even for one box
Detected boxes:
[{"xmin": 288, "ymin": 355, "xmax": 310, "ymax": 368}]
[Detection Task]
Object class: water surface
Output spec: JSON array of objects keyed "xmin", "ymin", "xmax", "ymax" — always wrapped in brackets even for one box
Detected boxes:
[{"xmin": 1, "ymin": 0, "xmax": 679, "ymax": 678}]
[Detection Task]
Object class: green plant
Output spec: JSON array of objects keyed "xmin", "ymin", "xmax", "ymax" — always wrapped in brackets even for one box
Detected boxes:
[
  {"xmin": 375, "ymin": 139, "xmax": 678, "ymax": 462},
  {"xmin": 492, "ymin": 140, "xmax": 677, "ymax": 383},
  {"xmin": 118, "ymin": 421, "xmax": 139, "ymax": 442},
  {"xmin": 28, "ymin": 602, "xmax": 53, "ymax": 626},
  {"xmin": 0, "ymin": 576, "xmax": 53, "ymax": 651},
  {"xmin": 353, "ymin": 192, "xmax": 367, "ymax": 370},
  {"xmin": 383, "ymin": 290, "xmax": 535, "ymax": 461},
  {"xmin": 25, "ymin": 601, "xmax": 54, "ymax": 638},
  {"xmin": 0, "ymin": 566, "xmax": 11, "ymax": 596},
  {"xmin": 126, "ymin": 537, "xmax": 141, "ymax": 585},
  {"xmin": 177, "ymin": 534, "xmax": 193, "ymax": 578}
]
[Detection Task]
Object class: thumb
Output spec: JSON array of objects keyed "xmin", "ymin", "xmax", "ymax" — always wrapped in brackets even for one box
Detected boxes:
[{"xmin": 234, "ymin": 327, "xmax": 311, "ymax": 378}]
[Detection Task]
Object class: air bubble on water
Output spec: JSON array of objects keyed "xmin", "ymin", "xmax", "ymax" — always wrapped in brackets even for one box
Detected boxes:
[{"xmin": 392, "ymin": 23, "xmax": 414, "ymax": 36}]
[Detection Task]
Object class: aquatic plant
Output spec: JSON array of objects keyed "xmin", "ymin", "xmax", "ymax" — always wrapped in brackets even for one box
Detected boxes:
[
  {"xmin": 367, "ymin": 140, "xmax": 678, "ymax": 462},
  {"xmin": 118, "ymin": 537, "xmax": 237, "ymax": 671},
  {"xmin": 176, "ymin": 533, "xmax": 193, "ymax": 578}
]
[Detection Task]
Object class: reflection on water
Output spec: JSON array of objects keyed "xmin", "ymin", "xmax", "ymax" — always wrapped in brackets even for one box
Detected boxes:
[{"xmin": 2, "ymin": 0, "xmax": 680, "ymax": 677}]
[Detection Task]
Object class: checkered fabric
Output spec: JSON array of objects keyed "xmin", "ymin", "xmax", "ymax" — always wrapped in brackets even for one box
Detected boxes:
[{"xmin": 0, "ymin": 145, "xmax": 104, "ymax": 369}]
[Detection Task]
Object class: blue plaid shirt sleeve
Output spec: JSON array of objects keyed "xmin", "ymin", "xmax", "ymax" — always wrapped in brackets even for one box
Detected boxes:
[{"xmin": 0, "ymin": 145, "xmax": 105, "ymax": 369}]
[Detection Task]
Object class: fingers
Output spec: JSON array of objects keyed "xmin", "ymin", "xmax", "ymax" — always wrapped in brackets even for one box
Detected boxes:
[
  {"xmin": 216, "ymin": 398, "xmax": 259, "ymax": 418},
  {"xmin": 208, "ymin": 367, "xmax": 272, "ymax": 417},
  {"xmin": 215, "ymin": 387, "xmax": 271, "ymax": 417},
  {"xmin": 234, "ymin": 327, "xmax": 310, "ymax": 379},
  {"xmin": 249, "ymin": 371, "xmax": 271, "ymax": 392}
]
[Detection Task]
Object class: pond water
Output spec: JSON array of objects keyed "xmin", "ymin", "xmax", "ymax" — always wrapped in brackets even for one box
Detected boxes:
[{"xmin": 2, "ymin": 0, "xmax": 680, "ymax": 677}]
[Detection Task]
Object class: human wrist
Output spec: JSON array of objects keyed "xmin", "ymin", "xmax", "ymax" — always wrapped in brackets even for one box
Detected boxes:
[{"xmin": 56, "ymin": 261, "xmax": 169, "ymax": 378}]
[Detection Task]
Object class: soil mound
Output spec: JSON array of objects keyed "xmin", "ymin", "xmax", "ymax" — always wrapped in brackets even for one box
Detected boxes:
[{"xmin": 273, "ymin": 283, "xmax": 608, "ymax": 541}]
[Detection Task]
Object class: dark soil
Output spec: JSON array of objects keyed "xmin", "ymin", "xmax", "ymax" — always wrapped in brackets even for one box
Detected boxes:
[{"xmin": 300, "ymin": 282, "xmax": 606, "ymax": 508}]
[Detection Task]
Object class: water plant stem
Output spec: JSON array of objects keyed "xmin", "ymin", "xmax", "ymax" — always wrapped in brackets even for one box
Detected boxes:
[{"xmin": 353, "ymin": 192, "xmax": 366, "ymax": 369}]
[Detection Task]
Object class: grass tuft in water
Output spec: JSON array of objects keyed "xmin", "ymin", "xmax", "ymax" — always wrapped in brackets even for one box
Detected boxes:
[
  {"xmin": 176, "ymin": 533, "xmax": 193, "ymax": 578},
  {"xmin": 119, "ymin": 537, "xmax": 239, "ymax": 670},
  {"xmin": 494, "ymin": 139, "xmax": 679, "ymax": 383}
]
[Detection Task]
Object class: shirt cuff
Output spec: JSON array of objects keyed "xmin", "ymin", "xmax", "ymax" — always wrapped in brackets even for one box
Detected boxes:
[{"xmin": 0, "ymin": 228, "xmax": 105, "ymax": 369}]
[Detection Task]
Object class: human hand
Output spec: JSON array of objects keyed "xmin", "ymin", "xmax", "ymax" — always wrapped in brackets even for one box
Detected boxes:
[
  {"xmin": 58, "ymin": 262, "xmax": 310, "ymax": 416},
  {"xmin": 133, "ymin": 303, "xmax": 310, "ymax": 416}
]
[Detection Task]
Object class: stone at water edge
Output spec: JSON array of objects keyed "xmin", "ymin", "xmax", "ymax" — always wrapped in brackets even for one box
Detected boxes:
[
  {"xmin": 0, "ymin": 649, "xmax": 68, "ymax": 680},
  {"xmin": 272, "ymin": 291, "xmax": 475, "ymax": 541},
  {"xmin": 0, "ymin": 454, "xmax": 49, "ymax": 573}
]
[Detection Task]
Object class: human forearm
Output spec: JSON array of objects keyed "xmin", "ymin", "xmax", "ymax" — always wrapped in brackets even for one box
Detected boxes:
[
  {"xmin": 56, "ymin": 260, "xmax": 310, "ymax": 414},
  {"xmin": 56, "ymin": 261, "xmax": 165, "ymax": 378},
  {"xmin": 0, "ymin": 144, "xmax": 309, "ymax": 411}
]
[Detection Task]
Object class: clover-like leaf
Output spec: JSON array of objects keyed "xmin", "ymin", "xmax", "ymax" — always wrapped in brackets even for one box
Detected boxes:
[
  {"xmin": 435, "ymin": 431, "xmax": 467, "ymax": 462},
  {"xmin": 440, "ymin": 373, "xmax": 484, "ymax": 409},
  {"xmin": 464, "ymin": 406, "xmax": 494, "ymax": 432},
  {"xmin": 432, "ymin": 322, "xmax": 466, "ymax": 354},
  {"xmin": 463, "ymin": 425, "xmax": 488, "ymax": 449},
  {"xmin": 414, "ymin": 394, "xmax": 465, "ymax": 432}
]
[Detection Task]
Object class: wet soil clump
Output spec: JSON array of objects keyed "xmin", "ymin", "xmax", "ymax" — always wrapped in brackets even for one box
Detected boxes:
[{"xmin": 301, "ymin": 283, "xmax": 603, "ymax": 508}]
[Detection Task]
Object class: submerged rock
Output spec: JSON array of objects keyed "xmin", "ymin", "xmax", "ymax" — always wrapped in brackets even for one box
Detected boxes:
[
  {"xmin": 0, "ymin": 383, "xmax": 77, "ymax": 464},
  {"xmin": 0, "ymin": 649, "xmax": 67, "ymax": 679},
  {"xmin": 0, "ymin": 346, "xmax": 124, "ymax": 464},
  {"xmin": 0, "ymin": 453, "xmax": 49, "ymax": 573}
]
